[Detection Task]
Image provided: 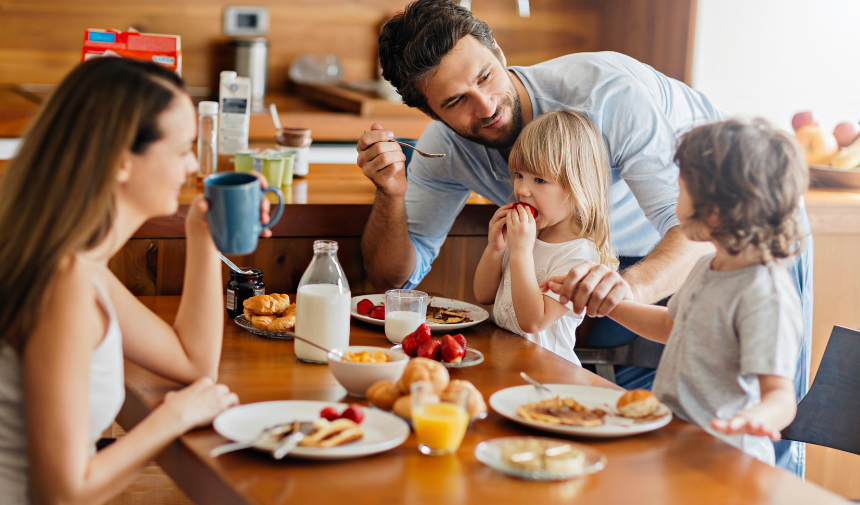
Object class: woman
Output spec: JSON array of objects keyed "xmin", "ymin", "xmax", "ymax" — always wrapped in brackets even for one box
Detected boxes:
[{"xmin": 0, "ymin": 57, "xmax": 259, "ymax": 504}]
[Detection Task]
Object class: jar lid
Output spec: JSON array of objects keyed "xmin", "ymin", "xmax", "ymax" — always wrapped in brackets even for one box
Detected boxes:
[
  {"xmin": 229, "ymin": 267, "xmax": 264, "ymax": 278},
  {"xmin": 198, "ymin": 101, "xmax": 219, "ymax": 115}
]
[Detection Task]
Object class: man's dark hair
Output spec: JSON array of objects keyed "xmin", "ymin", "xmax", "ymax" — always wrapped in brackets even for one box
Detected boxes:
[
  {"xmin": 379, "ymin": 0, "xmax": 497, "ymax": 117},
  {"xmin": 674, "ymin": 118, "xmax": 809, "ymax": 260}
]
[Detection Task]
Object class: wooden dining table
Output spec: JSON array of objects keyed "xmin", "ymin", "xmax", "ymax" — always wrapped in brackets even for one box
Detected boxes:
[{"xmin": 119, "ymin": 296, "xmax": 846, "ymax": 505}]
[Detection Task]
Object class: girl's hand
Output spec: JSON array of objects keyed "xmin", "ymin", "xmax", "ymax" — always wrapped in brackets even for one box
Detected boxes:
[
  {"xmin": 710, "ymin": 413, "xmax": 782, "ymax": 441},
  {"xmin": 488, "ymin": 204, "xmax": 514, "ymax": 252},
  {"xmin": 162, "ymin": 377, "xmax": 240, "ymax": 431},
  {"xmin": 506, "ymin": 204, "xmax": 536, "ymax": 256}
]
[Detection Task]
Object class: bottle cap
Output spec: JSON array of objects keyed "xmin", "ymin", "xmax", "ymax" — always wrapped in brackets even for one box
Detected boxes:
[
  {"xmin": 198, "ymin": 101, "xmax": 219, "ymax": 115},
  {"xmin": 220, "ymin": 70, "xmax": 238, "ymax": 81}
]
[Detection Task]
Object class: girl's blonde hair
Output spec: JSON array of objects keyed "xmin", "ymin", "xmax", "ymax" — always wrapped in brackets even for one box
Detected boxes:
[{"xmin": 508, "ymin": 109, "xmax": 618, "ymax": 270}]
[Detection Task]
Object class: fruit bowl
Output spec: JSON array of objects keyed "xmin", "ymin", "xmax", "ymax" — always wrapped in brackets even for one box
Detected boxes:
[
  {"xmin": 327, "ymin": 346, "xmax": 409, "ymax": 397},
  {"xmin": 809, "ymin": 164, "xmax": 860, "ymax": 189}
]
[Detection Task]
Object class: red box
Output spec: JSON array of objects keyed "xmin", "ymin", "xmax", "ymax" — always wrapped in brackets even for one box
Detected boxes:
[{"xmin": 82, "ymin": 29, "xmax": 182, "ymax": 75}]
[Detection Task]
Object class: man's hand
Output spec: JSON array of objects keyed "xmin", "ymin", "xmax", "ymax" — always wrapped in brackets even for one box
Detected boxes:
[
  {"xmin": 488, "ymin": 204, "xmax": 513, "ymax": 252},
  {"xmin": 540, "ymin": 261, "xmax": 634, "ymax": 317},
  {"xmin": 356, "ymin": 123, "xmax": 408, "ymax": 197}
]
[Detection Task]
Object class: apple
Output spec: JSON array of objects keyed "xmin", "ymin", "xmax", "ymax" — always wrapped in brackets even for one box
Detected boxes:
[
  {"xmin": 833, "ymin": 122, "xmax": 860, "ymax": 148},
  {"xmin": 795, "ymin": 125, "xmax": 839, "ymax": 165},
  {"xmin": 792, "ymin": 111, "xmax": 818, "ymax": 132}
]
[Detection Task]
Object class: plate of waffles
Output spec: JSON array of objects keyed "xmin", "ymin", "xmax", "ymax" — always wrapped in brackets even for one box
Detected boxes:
[
  {"xmin": 213, "ymin": 401, "xmax": 410, "ymax": 460},
  {"xmin": 489, "ymin": 384, "xmax": 672, "ymax": 439},
  {"xmin": 350, "ymin": 294, "xmax": 489, "ymax": 331}
]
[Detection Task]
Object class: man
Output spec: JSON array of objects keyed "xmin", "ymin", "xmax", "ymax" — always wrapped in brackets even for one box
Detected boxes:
[{"xmin": 355, "ymin": 0, "xmax": 811, "ymax": 476}]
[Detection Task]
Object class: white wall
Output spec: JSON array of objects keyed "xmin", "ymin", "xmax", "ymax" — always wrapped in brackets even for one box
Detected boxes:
[{"xmin": 692, "ymin": 0, "xmax": 860, "ymax": 134}]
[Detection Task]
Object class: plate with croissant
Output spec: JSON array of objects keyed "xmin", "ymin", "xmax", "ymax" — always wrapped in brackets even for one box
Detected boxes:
[{"xmin": 236, "ymin": 294, "xmax": 296, "ymax": 339}]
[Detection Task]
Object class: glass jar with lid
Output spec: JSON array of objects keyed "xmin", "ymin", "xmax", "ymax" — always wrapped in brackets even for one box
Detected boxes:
[{"xmin": 226, "ymin": 268, "xmax": 265, "ymax": 319}]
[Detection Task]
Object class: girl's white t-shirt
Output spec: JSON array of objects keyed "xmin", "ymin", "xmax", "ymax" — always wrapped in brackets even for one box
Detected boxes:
[{"xmin": 491, "ymin": 238, "xmax": 601, "ymax": 365}]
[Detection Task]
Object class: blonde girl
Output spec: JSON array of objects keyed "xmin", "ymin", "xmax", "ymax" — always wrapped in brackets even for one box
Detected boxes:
[
  {"xmin": 0, "ymin": 58, "xmax": 275, "ymax": 504},
  {"xmin": 473, "ymin": 109, "xmax": 616, "ymax": 364}
]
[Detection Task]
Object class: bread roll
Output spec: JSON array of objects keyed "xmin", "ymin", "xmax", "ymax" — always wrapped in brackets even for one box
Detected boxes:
[
  {"xmin": 366, "ymin": 380, "xmax": 401, "ymax": 411},
  {"xmin": 392, "ymin": 395, "xmax": 412, "ymax": 419},
  {"xmin": 441, "ymin": 380, "xmax": 487, "ymax": 418},
  {"xmin": 396, "ymin": 358, "xmax": 449, "ymax": 394},
  {"xmin": 617, "ymin": 389, "xmax": 660, "ymax": 418}
]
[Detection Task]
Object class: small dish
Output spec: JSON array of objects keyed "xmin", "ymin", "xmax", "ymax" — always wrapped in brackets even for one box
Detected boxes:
[
  {"xmin": 234, "ymin": 315, "xmax": 293, "ymax": 340},
  {"xmin": 351, "ymin": 294, "xmax": 489, "ymax": 331},
  {"xmin": 475, "ymin": 437, "xmax": 607, "ymax": 481},
  {"xmin": 327, "ymin": 346, "xmax": 409, "ymax": 397},
  {"xmin": 388, "ymin": 344, "xmax": 484, "ymax": 368}
]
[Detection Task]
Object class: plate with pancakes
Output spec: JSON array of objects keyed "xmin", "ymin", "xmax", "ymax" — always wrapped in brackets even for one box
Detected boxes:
[
  {"xmin": 489, "ymin": 385, "xmax": 672, "ymax": 439},
  {"xmin": 213, "ymin": 401, "xmax": 410, "ymax": 460},
  {"xmin": 350, "ymin": 294, "xmax": 489, "ymax": 331}
]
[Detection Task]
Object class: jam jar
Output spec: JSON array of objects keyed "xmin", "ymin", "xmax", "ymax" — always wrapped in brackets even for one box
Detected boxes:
[{"xmin": 226, "ymin": 268, "xmax": 265, "ymax": 318}]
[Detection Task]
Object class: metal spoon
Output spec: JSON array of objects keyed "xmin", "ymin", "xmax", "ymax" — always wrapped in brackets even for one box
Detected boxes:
[
  {"xmin": 363, "ymin": 132, "xmax": 446, "ymax": 158},
  {"xmin": 219, "ymin": 254, "xmax": 253, "ymax": 275},
  {"xmin": 520, "ymin": 372, "xmax": 553, "ymax": 395},
  {"xmin": 283, "ymin": 331, "xmax": 344, "ymax": 359}
]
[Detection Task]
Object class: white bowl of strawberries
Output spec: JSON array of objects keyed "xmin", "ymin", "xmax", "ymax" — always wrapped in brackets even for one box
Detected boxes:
[{"xmin": 395, "ymin": 324, "xmax": 483, "ymax": 368}]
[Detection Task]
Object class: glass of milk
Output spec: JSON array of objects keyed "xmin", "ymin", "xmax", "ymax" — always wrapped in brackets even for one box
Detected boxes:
[
  {"xmin": 385, "ymin": 289, "xmax": 428, "ymax": 344},
  {"xmin": 295, "ymin": 240, "xmax": 351, "ymax": 363}
]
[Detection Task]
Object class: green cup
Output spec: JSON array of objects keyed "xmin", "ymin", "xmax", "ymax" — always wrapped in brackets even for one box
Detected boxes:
[
  {"xmin": 252, "ymin": 153, "xmax": 285, "ymax": 187},
  {"xmin": 277, "ymin": 150, "xmax": 297, "ymax": 186},
  {"xmin": 234, "ymin": 149, "xmax": 260, "ymax": 173}
]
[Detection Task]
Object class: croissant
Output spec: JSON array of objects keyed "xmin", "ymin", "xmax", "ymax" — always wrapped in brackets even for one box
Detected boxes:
[
  {"xmin": 267, "ymin": 304, "xmax": 296, "ymax": 332},
  {"xmin": 243, "ymin": 294, "xmax": 290, "ymax": 316}
]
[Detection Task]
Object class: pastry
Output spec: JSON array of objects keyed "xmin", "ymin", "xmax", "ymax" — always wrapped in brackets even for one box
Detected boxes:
[
  {"xmin": 266, "ymin": 303, "xmax": 296, "ymax": 332},
  {"xmin": 517, "ymin": 397, "xmax": 606, "ymax": 427},
  {"xmin": 501, "ymin": 438, "xmax": 585, "ymax": 474},
  {"xmin": 441, "ymin": 380, "xmax": 487, "ymax": 418},
  {"xmin": 250, "ymin": 314, "xmax": 275, "ymax": 330},
  {"xmin": 617, "ymin": 389, "xmax": 660, "ymax": 419},
  {"xmin": 396, "ymin": 358, "xmax": 450, "ymax": 394},
  {"xmin": 299, "ymin": 418, "xmax": 364, "ymax": 448},
  {"xmin": 243, "ymin": 294, "xmax": 290, "ymax": 316},
  {"xmin": 366, "ymin": 380, "xmax": 401, "ymax": 410},
  {"xmin": 392, "ymin": 395, "xmax": 413, "ymax": 419}
]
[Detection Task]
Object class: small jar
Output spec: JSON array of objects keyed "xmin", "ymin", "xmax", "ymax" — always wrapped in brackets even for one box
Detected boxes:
[{"xmin": 226, "ymin": 268, "xmax": 265, "ymax": 318}]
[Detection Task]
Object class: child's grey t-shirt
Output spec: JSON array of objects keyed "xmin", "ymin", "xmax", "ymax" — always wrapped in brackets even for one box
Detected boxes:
[{"xmin": 652, "ymin": 253, "xmax": 802, "ymax": 466}]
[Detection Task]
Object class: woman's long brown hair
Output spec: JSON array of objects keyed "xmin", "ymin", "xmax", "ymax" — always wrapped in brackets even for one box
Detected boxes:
[{"xmin": 0, "ymin": 57, "xmax": 185, "ymax": 352}]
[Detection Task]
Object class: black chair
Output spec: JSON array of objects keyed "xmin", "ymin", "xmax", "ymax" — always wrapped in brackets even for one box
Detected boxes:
[
  {"xmin": 782, "ymin": 325, "xmax": 860, "ymax": 456},
  {"xmin": 575, "ymin": 336, "xmax": 664, "ymax": 383}
]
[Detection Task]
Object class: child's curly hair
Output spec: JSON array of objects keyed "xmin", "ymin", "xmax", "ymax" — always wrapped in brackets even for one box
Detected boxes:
[{"xmin": 674, "ymin": 118, "xmax": 809, "ymax": 260}]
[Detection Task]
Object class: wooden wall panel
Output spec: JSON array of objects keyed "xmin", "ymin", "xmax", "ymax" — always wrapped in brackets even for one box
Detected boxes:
[
  {"xmin": 0, "ymin": 0, "xmax": 603, "ymax": 89},
  {"xmin": 599, "ymin": 0, "xmax": 697, "ymax": 84}
]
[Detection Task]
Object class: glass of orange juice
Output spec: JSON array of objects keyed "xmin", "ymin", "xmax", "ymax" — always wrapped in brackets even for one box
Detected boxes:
[{"xmin": 411, "ymin": 381, "xmax": 470, "ymax": 456}]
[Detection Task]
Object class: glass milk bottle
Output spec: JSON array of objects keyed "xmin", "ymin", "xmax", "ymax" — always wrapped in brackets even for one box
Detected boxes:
[{"xmin": 295, "ymin": 240, "xmax": 351, "ymax": 363}]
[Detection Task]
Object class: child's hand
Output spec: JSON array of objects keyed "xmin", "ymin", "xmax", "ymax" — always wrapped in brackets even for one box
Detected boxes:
[
  {"xmin": 710, "ymin": 413, "xmax": 783, "ymax": 441},
  {"xmin": 488, "ymin": 204, "xmax": 513, "ymax": 252},
  {"xmin": 506, "ymin": 204, "xmax": 536, "ymax": 256}
]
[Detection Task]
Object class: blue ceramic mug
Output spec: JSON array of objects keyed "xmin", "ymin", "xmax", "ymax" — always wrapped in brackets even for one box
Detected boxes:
[{"xmin": 203, "ymin": 172, "xmax": 284, "ymax": 255}]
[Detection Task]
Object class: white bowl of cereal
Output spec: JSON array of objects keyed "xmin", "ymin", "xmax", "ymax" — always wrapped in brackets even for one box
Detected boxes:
[{"xmin": 327, "ymin": 346, "xmax": 409, "ymax": 397}]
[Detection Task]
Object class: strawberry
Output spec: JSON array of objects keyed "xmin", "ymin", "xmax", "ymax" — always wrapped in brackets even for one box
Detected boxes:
[
  {"xmin": 401, "ymin": 332, "xmax": 420, "ymax": 357},
  {"xmin": 441, "ymin": 335, "xmax": 465, "ymax": 363},
  {"xmin": 368, "ymin": 306, "xmax": 386, "ymax": 320},
  {"xmin": 356, "ymin": 298, "xmax": 375, "ymax": 315},
  {"xmin": 320, "ymin": 406, "xmax": 340, "ymax": 421},
  {"xmin": 513, "ymin": 202, "xmax": 538, "ymax": 217},
  {"xmin": 452, "ymin": 334, "xmax": 467, "ymax": 351},
  {"xmin": 414, "ymin": 323, "xmax": 432, "ymax": 345},
  {"xmin": 340, "ymin": 404, "xmax": 365, "ymax": 424},
  {"xmin": 417, "ymin": 339, "xmax": 442, "ymax": 361}
]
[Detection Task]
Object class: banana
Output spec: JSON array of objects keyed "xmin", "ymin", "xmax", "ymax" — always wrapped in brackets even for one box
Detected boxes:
[{"xmin": 831, "ymin": 135, "xmax": 860, "ymax": 169}]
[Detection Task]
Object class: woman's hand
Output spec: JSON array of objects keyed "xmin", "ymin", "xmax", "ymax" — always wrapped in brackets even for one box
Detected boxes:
[
  {"xmin": 186, "ymin": 172, "xmax": 274, "ymax": 239},
  {"xmin": 488, "ymin": 204, "xmax": 513, "ymax": 252},
  {"xmin": 506, "ymin": 204, "xmax": 536, "ymax": 256},
  {"xmin": 162, "ymin": 377, "xmax": 240, "ymax": 431}
]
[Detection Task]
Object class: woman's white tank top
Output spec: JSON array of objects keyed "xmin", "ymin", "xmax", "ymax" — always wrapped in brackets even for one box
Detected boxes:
[{"xmin": 0, "ymin": 279, "xmax": 125, "ymax": 504}]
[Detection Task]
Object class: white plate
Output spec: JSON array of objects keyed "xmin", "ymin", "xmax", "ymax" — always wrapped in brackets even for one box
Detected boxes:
[
  {"xmin": 389, "ymin": 344, "xmax": 484, "ymax": 368},
  {"xmin": 350, "ymin": 294, "xmax": 489, "ymax": 331},
  {"xmin": 489, "ymin": 385, "xmax": 672, "ymax": 439},
  {"xmin": 474, "ymin": 437, "xmax": 607, "ymax": 481},
  {"xmin": 213, "ymin": 401, "xmax": 410, "ymax": 460}
]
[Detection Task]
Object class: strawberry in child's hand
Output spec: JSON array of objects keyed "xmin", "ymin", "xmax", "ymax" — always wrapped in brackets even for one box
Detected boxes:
[
  {"xmin": 320, "ymin": 406, "xmax": 340, "ymax": 421},
  {"xmin": 356, "ymin": 299, "xmax": 375, "ymax": 315},
  {"xmin": 452, "ymin": 334, "xmax": 467, "ymax": 351},
  {"xmin": 440, "ymin": 335, "xmax": 465, "ymax": 363},
  {"xmin": 340, "ymin": 404, "xmax": 365, "ymax": 424},
  {"xmin": 368, "ymin": 306, "xmax": 386, "ymax": 320},
  {"xmin": 417, "ymin": 339, "xmax": 442, "ymax": 361},
  {"xmin": 513, "ymin": 202, "xmax": 538, "ymax": 217}
]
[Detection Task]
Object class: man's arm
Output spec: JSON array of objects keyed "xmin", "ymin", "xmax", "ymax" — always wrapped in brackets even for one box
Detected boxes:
[
  {"xmin": 361, "ymin": 190, "xmax": 416, "ymax": 290},
  {"xmin": 622, "ymin": 227, "xmax": 714, "ymax": 304}
]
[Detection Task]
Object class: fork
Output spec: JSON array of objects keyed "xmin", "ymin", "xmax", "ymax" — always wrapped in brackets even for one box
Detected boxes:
[
  {"xmin": 363, "ymin": 132, "xmax": 446, "ymax": 158},
  {"xmin": 520, "ymin": 372, "xmax": 553, "ymax": 395},
  {"xmin": 209, "ymin": 423, "xmax": 293, "ymax": 457}
]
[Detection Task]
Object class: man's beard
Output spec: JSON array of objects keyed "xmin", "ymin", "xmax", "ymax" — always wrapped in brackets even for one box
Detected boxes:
[{"xmin": 442, "ymin": 79, "xmax": 524, "ymax": 152}]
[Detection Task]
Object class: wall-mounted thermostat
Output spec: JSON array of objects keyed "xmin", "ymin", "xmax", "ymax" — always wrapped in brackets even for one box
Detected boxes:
[{"xmin": 223, "ymin": 6, "xmax": 270, "ymax": 36}]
